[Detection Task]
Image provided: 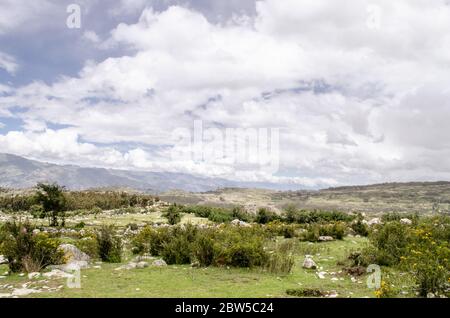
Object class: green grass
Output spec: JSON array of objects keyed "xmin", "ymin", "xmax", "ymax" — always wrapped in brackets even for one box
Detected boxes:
[{"xmin": 0, "ymin": 237, "xmax": 398, "ymax": 298}]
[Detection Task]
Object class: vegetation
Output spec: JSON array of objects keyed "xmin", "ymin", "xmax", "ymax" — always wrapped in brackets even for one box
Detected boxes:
[
  {"xmin": 34, "ymin": 183, "xmax": 68, "ymax": 227},
  {"xmin": 96, "ymin": 225, "xmax": 123, "ymax": 263},
  {"xmin": 0, "ymin": 221, "xmax": 63, "ymax": 272}
]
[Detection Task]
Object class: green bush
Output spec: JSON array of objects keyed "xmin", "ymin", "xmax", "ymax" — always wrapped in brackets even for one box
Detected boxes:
[
  {"xmin": 401, "ymin": 226, "xmax": 450, "ymax": 297},
  {"xmin": 75, "ymin": 235, "xmax": 99, "ymax": 259},
  {"xmin": 131, "ymin": 224, "xmax": 269, "ymax": 268},
  {"xmin": 369, "ymin": 222, "xmax": 412, "ymax": 266},
  {"xmin": 351, "ymin": 218, "xmax": 369, "ymax": 237},
  {"xmin": 30, "ymin": 204, "xmax": 45, "ymax": 219},
  {"xmin": 283, "ymin": 208, "xmax": 354, "ymax": 224},
  {"xmin": 96, "ymin": 225, "xmax": 122, "ymax": 263},
  {"xmin": 255, "ymin": 208, "xmax": 279, "ymax": 224},
  {"xmin": 163, "ymin": 205, "xmax": 182, "ymax": 225},
  {"xmin": 0, "ymin": 221, "xmax": 63, "ymax": 272}
]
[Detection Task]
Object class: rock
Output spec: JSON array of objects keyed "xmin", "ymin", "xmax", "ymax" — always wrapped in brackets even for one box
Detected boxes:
[
  {"xmin": 231, "ymin": 219, "xmax": 251, "ymax": 227},
  {"xmin": 331, "ymin": 277, "xmax": 339, "ymax": 281},
  {"xmin": 28, "ymin": 272, "xmax": 41, "ymax": 279},
  {"xmin": 136, "ymin": 261, "xmax": 149, "ymax": 269},
  {"xmin": 317, "ymin": 272, "xmax": 326, "ymax": 279},
  {"xmin": 12, "ymin": 288, "xmax": 40, "ymax": 296},
  {"xmin": 32, "ymin": 229, "xmax": 41, "ymax": 235},
  {"xmin": 114, "ymin": 262, "xmax": 137, "ymax": 271},
  {"xmin": 0, "ymin": 293, "xmax": 11, "ymax": 298},
  {"xmin": 61, "ymin": 261, "xmax": 89, "ymax": 271},
  {"xmin": 368, "ymin": 218, "xmax": 381, "ymax": 226},
  {"xmin": 427, "ymin": 292, "xmax": 435, "ymax": 298},
  {"xmin": 400, "ymin": 218, "xmax": 412, "ymax": 225},
  {"xmin": 152, "ymin": 259, "xmax": 167, "ymax": 267},
  {"xmin": 58, "ymin": 244, "xmax": 90, "ymax": 263},
  {"xmin": 43, "ymin": 269, "xmax": 74, "ymax": 279},
  {"xmin": 302, "ymin": 256, "xmax": 317, "ymax": 269},
  {"xmin": 134, "ymin": 255, "xmax": 155, "ymax": 262},
  {"xmin": 318, "ymin": 236, "xmax": 334, "ymax": 242},
  {"xmin": 0, "ymin": 255, "xmax": 7, "ymax": 265}
]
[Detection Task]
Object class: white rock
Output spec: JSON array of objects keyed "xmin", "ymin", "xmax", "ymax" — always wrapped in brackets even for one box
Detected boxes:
[
  {"xmin": 43, "ymin": 269, "xmax": 74, "ymax": 279},
  {"xmin": 0, "ymin": 293, "xmax": 11, "ymax": 298},
  {"xmin": 302, "ymin": 257, "xmax": 317, "ymax": 269},
  {"xmin": 331, "ymin": 277, "xmax": 339, "ymax": 281},
  {"xmin": 136, "ymin": 261, "xmax": 149, "ymax": 269},
  {"xmin": 152, "ymin": 259, "xmax": 167, "ymax": 267},
  {"xmin": 368, "ymin": 218, "xmax": 381, "ymax": 226},
  {"xmin": 58, "ymin": 244, "xmax": 90, "ymax": 263},
  {"xmin": 28, "ymin": 272, "xmax": 41, "ymax": 279},
  {"xmin": 317, "ymin": 272, "xmax": 326, "ymax": 279},
  {"xmin": 0, "ymin": 255, "xmax": 7, "ymax": 265},
  {"xmin": 400, "ymin": 218, "xmax": 412, "ymax": 225},
  {"xmin": 318, "ymin": 236, "xmax": 334, "ymax": 242},
  {"xmin": 12, "ymin": 288, "xmax": 40, "ymax": 296}
]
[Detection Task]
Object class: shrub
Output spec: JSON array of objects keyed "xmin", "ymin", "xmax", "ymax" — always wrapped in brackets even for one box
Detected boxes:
[
  {"xmin": 30, "ymin": 204, "xmax": 45, "ymax": 219},
  {"xmin": 369, "ymin": 222, "xmax": 412, "ymax": 266},
  {"xmin": 75, "ymin": 236, "xmax": 99, "ymax": 259},
  {"xmin": 91, "ymin": 207, "xmax": 103, "ymax": 215},
  {"xmin": 96, "ymin": 225, "xmax": 122, "ymax": 263},
  {"xmin": 164, "ymin": 205, "xmax": 182, "ymax": 225},
  {"xmin": 161, "ymin": 235, "xmax": 193, "ymax": 264},
  {"xmin": 286, "ymin": 288, "xmax": 325, "ymax": 297},
  {"xmin": 0, "ymin": 221, "xmax": 63, "ymax": 272},
  {"xmin": 401, "ymin": 226, "xmax": 450, "ymax": 297},
  {"xmin": 351, "ymin": 218, "xmax": 369, "ymax": 237},
  {"xmin": 193, "ymin": 232, "xmax": 218, "ymax": 267},
  {"xmin": 74, "ymin": 221, "xmax": 86, "ymax": 229},
  {"xmin": 255, "ymin": 208, "xmax": 279, "ymax": 224}
]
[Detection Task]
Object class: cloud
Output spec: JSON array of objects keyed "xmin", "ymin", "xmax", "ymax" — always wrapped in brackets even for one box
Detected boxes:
[
  {"xmin": 1, "ymin": 1, "xmax": 450, "ymax": 187},
  {"xmin": 0, "ymin": 51, "xmax": 18, "ymax": 75}
]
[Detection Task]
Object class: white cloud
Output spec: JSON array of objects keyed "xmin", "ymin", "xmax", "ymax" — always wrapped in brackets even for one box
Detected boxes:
[
  {"xmin": 0, "ymin": 51, "xmax": 18, "ymax": 75},
  {"xmin": 1, "ymin": 1, "xmax": 450, "ymax": 187}
]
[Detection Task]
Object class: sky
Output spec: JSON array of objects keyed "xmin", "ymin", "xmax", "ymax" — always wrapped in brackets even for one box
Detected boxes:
[{"xmin": 1, "ymin": 0, "xmax": 450, "ymax": 189}]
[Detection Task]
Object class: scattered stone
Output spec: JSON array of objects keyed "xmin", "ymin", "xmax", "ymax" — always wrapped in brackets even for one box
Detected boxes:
[
  {"xmin": 331, "ymin": 277, "xmax": 339, "ymax": 281},
  {"xmin": 12, "ymin": 288, "xmax": 40, "ymax": 296},
  {"xmin": 136, "ymin": 261, "xmax": 149, "ymax": 269},
  {"xmin": 32, "ymin": 229, "xmax": 41, "ymax": 235},
  {"xmin": 152, "ymin": 259, "xmax": 167, "ymax": 267},
  {"xmin": 93, "ymin": 266, "xmax": 102, "ymax": 269},
  {"xmin": 18, "ymin": 273, "xmax": 25, "ymax": 277},
  {"xmin": 368, "ymin": 218, "xmax": 381, "ymax": 226},
  {"xmin": 0, "ymin": 276, "xmax": 5, "ymax": 279},
  {"xmin": 302, "ymin": 257, "xmax": 317, "ymax": 269},
  {"xmin": 115, "ymin": 262, "xmax": 137, "ymax": 271},
  {"xmin": 318, "ymin": 236, "xmax": 334, "ymax": 242},
  {"xmin": 43, "ymin": 269, "xmax": 74, "ymax": 279},
  {"xmin": 400, "ymin": 218, "xmax": 412, "ymax": 225},
  {"xmin": 28, "ymin": 272, "xmax": 41, "ymax": 279},
  {"xmin": 427, "ymin": 292, "xmax": 435, "ymax": 298},
  {"xmin": 0, "ymin": 293, "xmax": 11, "ymax": 298},
  {"xmin": 317, "ymin": 272, "xmax": 326, "ymax": 279},
  {"xmin": 0, "ymin": 255, "xmax": 7, "ymax": 265},
  {"xmin": 58, "ymin": 244, "xmax": 90, "ymax": 263},
  {"xmin": 231, "ymin": 219, "xmax": 251, "ymax": 227}
]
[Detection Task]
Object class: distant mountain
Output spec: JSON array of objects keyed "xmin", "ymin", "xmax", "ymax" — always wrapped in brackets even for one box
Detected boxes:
[{"xmin": 0, "ymin": 153, "xmax": 306, "ymax": 193}]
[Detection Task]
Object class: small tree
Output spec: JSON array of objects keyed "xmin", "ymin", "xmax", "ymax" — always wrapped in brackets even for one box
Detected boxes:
[
  {"xmin": 164, "ymin": 204, "xmax": 181, "ymax": 225},
  {"xmin": 34, "ymin": 183, "xmax": 67, "ymax": 227}
]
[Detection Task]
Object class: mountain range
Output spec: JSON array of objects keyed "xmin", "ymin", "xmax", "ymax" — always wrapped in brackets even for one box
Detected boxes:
[{"xmin": 0, "ymin": 153, "xmax": 305, "ymax": 193}]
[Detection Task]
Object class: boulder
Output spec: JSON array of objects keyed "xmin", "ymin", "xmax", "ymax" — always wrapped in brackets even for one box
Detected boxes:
[
  {"xmin": 302, "ymin": 257, "xmax": 317, "ymax": 269},
  {"xmin": 114, "ymin": 262, "xmax": 137, "ymax": 271},
  {"xmin": 368, "ymin": 218, "xmax": 381, "ymax": 226},
  {"xmin": 43, "ymin": 269, "xmax": 74, "ymax": 279},
  {"xmin": 231, "ymin": 219, "xmax": 251, "ymax": 227},
  {"xmin": 400, "ymin": 218, "xmax": 412, "ymax": 225},
  {"xmin": 58, "ymin": 244, "xmax": 90, "ymax": 263},
  {"xmin": 152, "ymin": 259, "xmax": 167, "ymax": 267},
  {"xmin": 318, "ymin": 236, "xmax": 334, "ymax": 242},
  {"xmin": 0, "ymin": 255, "xmax": 6, "ymax": 265},
  {"xmin": 12, "ymin": 288, "xmax": 40, "ymax": 296},
  {"xmin": 136, "ymin": 261, "xmax": 149, "ymax": 269}
]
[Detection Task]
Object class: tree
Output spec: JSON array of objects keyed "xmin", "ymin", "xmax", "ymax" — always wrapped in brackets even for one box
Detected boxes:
[
  {"xmin": 164, "ymin": 204, "xmax": 181, "ymax": 225},
  {"xmin": 34, "ymin": 183, "xmax": 67, "ymax": 227}
]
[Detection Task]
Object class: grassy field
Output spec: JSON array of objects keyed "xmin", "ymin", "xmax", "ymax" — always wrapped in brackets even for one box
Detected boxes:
[{"xmin": 0, "ymin": 237, "xmax": 416, "ymax": 298}]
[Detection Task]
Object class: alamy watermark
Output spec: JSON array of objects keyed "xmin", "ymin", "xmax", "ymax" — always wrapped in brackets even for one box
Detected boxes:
[
  {"xmin": 66, "ymin": 4, "xmax": 81, "ymax": 29},
  {"xmin": 366, "ymin": 264, "xmax": 382, "ymax": 289},
  {"xmin": 171, "ymin": 120, "xmax": 280, "ymax": 175}
]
